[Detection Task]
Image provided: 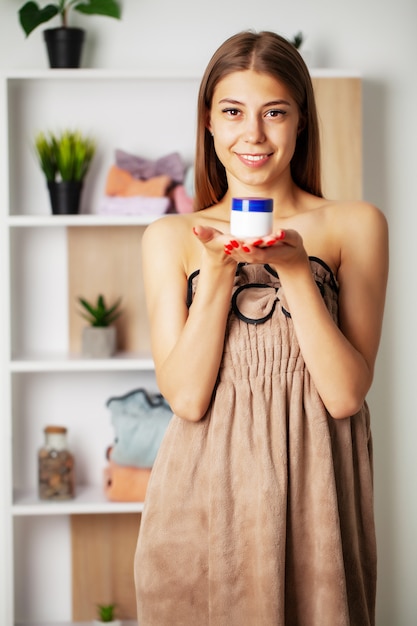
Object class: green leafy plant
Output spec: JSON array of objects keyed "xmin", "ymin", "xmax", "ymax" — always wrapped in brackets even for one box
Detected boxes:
[
  {"xmin": 34, "ymin": 130, "xmax": 95, "ymax": 183},
  {"xmin": 78, "ymin": 294, "xmax": 122, "ymax": 327},
  {"xmin": 19, "ymin": 0, "xmax": 121, "ymax": 37},
  {"xmin": 96, "ymin": 602, "xmax": 117, "ymax": 622},
  {"xmin": 291, "ymin": 31, "xmax": 304, "ymax": 50}
]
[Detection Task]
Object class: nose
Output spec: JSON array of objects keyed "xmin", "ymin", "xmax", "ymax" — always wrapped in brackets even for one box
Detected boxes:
[{"xmin": 243, "ymin": 114, "xmax": 265, "ymax": 143}]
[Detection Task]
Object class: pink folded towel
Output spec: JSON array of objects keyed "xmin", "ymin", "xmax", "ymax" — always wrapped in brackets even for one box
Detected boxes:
[{"xmin": 172, "ymin": 184, "xmax": 194, "ymax": 213}]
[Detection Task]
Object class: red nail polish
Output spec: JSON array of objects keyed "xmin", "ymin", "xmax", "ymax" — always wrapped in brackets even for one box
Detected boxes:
[
  {"xmin": 242, "ymin": 246, "xmax": 251, "ymax": 253},
  {"xmin": 230, "ymin": 240, "xmax": 239, "ymax": 248},
  {"xmin": 252, "ymin": 239, "xmax": 263, "ymax": 247},
  {"xmin": 224, "ymin": 248, "xmax": 232, "ymax": 255},
  {"xmin": 225, "ymin": 243, "xmax": 233, "ymax": 251},
  {"xmin": 266, "ymin": 239, "xmax": 276, "ymax": 246},
  {"xmin": 277, "ymin": 230, "xmax": 285, "ymax": 240}
]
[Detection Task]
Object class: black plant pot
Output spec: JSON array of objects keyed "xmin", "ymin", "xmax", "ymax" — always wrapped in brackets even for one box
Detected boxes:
[
  {"xmin": 43, "ymin": 27, "xmax": 85, "ymax": 69},
  {"xmin": 47, "ymin": 181, "xmax": 83, "ymax": 215}
]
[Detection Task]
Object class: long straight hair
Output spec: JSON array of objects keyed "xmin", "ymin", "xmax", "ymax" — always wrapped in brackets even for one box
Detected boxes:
[{"xmin": 194, "ymin": 31, "xmax": 322, "ymax": 210}]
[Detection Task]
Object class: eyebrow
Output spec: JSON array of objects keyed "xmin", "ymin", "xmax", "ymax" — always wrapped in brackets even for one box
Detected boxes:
[{"xmin": 217, "ymin": 98, "xmax": 292, "ymax": 107}]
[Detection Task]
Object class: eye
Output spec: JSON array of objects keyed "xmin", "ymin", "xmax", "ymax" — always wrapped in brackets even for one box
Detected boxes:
[
  {"xmin": 265, "ymin": 109, "xmax": 287, "ymax": 118},
  {"xmin": 222, "ymin": 107, "xmax": 241, "ymax": 117}
]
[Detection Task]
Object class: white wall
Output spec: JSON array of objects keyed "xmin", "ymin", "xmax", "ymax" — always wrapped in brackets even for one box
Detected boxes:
[{"xmin": 1, "ymin": 0, "xmax": 416, "ymax": 624}]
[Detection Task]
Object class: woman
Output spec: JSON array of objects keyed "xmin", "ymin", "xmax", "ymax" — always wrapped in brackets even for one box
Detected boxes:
[{"xmin": 135, "ymin": 30, "xmax": 388, "ymax": 626}]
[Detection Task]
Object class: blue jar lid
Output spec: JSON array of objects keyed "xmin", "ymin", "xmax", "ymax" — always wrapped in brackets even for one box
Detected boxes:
[{"xmin": 231, "ymin": 197, "xmax": 273, "ymax": 212}]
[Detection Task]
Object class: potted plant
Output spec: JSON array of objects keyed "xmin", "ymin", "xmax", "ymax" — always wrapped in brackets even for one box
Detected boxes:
[
  {"xmin": 93, "ymin": 603, "xmax": 121, "ymax": 625},
  {"xmin": 18, "ymin": 0, "xmax": 122, "ymax": 68},
  {"xmin": 34, "ymin": 129, "xmax": 95, "ymax": 214},
  {"xmin": 291, "ymin": 31, "xmax": 304, "ymax": 50},
  {"xmin": 78, "ymin": 294, "xmax": 122, "ymax": 358}
]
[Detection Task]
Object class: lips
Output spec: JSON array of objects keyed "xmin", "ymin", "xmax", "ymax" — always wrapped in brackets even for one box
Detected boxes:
[{"xmin": 237, "ymin": 153, "xmax": 271, "ymax": 166}]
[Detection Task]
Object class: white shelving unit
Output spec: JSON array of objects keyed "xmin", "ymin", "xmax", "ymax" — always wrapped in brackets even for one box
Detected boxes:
[
  {"xmin": 0, "ymin": 69, "xmax": 200, "ymax": 625},
  {"xmin": 0, "ymin": 68, "xmax": 362, "ymax": 625}
]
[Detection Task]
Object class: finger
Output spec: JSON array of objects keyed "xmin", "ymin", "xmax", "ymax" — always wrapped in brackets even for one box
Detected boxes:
[
  {"xmin": 250, "ymin": 230, "xmax": 286, "ymax": 247},
  {"xmin": 192, "ymin": 225, "xmax": 222, "ymax": 243}
]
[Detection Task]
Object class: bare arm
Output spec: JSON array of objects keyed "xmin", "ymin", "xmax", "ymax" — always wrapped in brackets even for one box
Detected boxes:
[{"xmin": 142, "ymin": 218, "xmax": 236, "ymax": 421}]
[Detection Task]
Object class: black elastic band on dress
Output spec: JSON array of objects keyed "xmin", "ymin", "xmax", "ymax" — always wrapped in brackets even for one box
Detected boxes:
[{"xmin": 231, "ymin": 283, "xmax": 279, "ymax": 325}]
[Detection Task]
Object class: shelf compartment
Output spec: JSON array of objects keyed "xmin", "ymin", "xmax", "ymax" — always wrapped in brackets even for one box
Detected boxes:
[{"xmin": 6, "ymin": 75, "xmax": 199, "ymax": 218}]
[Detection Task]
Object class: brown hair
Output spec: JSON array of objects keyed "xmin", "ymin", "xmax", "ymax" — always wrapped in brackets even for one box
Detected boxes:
[{"xmin": 194, "ymin": 30, "xmax": 322, "ymax": 210}]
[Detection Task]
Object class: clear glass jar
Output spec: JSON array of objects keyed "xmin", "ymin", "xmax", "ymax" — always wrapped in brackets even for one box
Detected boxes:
[{"xmin": 38, "ymin": 425, "xmax": 75, "ymax": 500}]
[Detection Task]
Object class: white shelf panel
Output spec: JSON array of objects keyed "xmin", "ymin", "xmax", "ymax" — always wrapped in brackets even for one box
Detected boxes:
[
  {"xmin": 7, "ymin": 214, "xmax": 161, "ymax": 227},
  {"xmin": 10, "ymin": 352, "xmax": 154, "ymax": 372},
  {"xmin": 13, "ymin": 485, "xmax": 145, "ymax": 516}
]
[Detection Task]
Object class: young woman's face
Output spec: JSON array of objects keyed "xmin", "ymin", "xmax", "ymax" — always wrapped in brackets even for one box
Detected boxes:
[{"xmin": 207, "ymin": 69, "xmax": 302, "ymax": 193}]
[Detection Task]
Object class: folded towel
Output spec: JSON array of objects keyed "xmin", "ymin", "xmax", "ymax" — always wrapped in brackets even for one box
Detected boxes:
[
  {"xmin": 104, "ymin": 460, "xmax": 151, "ymax": 502},
  {"xmin": 97, "ymin": 195, "xmax": 170, "ymax": 216},
  {"xmin": 116, "ymin": 149, "xmax": 185, "ymax": 184},
  {"xmin": 105, "ymin": 165, "xmax": 172, "ymax": 197},
  {"xmin": 172, "ymin": 184, "xmax": 194, "ymax": 214}
]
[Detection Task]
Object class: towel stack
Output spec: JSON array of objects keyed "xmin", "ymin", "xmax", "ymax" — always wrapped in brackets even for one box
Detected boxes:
[
  {"xmin": 98, "ymin": 149, "xmax": 194, "ymax": 216},
  {"xmin": 103, "ymin": 388, "xmax": 173, "ymax": 502}
]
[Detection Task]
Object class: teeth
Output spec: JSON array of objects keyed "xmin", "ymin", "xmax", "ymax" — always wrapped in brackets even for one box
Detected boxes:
[{"xmin": 241, "ymin": 154, "xmax": 267, "ymax": 162}]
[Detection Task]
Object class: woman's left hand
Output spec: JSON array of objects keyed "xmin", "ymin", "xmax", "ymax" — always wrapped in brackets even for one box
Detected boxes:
[{"xmin": 223, "ymin": 229, "xmax": 308, "ymax": 270}]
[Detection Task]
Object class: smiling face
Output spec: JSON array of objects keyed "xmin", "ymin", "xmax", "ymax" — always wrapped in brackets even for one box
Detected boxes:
[{"xmin": 207, "ymin": 70, "xmax": 302, "ymax": 197}]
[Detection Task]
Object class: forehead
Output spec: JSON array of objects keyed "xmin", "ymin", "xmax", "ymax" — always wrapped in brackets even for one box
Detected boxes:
[{"xmin": 212, "ymin": 70, "xmax": 294, "ymax": 104}]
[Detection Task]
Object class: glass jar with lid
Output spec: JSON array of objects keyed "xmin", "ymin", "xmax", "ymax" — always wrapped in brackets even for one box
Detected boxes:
[{"xmin": 38, "ymin": 425, "xmax": 75, "ymax": 500}]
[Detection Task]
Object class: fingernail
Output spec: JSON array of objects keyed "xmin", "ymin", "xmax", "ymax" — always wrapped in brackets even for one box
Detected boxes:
[
  {"xmin": 277, "ymin": 230, "xmax": 285, "ymax": 240},
  {"xmin": 225, "ymin": 243, "xmax": 233, "ymax": 251},
  {"xmin": 266, "ymin": 239, "xmax": 276, "ymax": 246},
  {"xmin": 252, "ymin": 239, "xmax": 263, "ymax": 247},
  {"xmin": 230, "ymin": 240, "xmax": 239, "ymax": 248},
  {"xmin": 224, "ymin": 248, "xmax": 232, "ymax": 255},
  {"xmin": 242, "ymin": 245, "xmax": 251, "ymax": 253}
]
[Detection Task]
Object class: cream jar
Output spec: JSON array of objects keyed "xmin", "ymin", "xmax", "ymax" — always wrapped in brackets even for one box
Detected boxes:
[{"xmin": 230, "ymin": 197, "xmax": 273, "ymax": 238}]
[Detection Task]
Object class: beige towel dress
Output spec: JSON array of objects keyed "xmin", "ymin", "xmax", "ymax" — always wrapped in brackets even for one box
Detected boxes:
[{"xmin": 135, "ymin": 259, "xmax": 376, "ymax": 626}]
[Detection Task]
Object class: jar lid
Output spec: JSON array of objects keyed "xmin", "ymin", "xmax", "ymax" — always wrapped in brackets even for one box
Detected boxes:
[
  {"xmin": 44, "ymin": 425, "xmax": 67, "ymax": 434},
  {"xmin": 231, "ymin": 197, "xmax": 273, "ymax": 213}
]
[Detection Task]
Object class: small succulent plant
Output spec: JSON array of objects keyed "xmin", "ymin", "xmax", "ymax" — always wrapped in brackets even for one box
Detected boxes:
[
  {"xmin": 34, "ymin": 130, "xmax": 95, "ymax": 183},
  {"xmin": 96, "ymin": 602, "xmax": 116, "ymax": 622},
  {"xmin": 78, "ymin": 294, "xmax": 122, "ymax": 327}
]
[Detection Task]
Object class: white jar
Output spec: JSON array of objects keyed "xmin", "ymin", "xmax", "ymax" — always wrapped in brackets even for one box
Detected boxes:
[{"xmin": 230, "ymin": 197, "xmax": 273, "ymax": 238}]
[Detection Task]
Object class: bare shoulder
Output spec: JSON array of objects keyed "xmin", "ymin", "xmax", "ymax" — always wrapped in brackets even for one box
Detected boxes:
[
  {"xmin": 143, "ymin": 213, "xmax": 194, "ymax": 246},
  {"xmin": 327, "ymin": 200, "xmax": 389, "ymax": 283},
  {"xmin": 326, "ymin": 199, "xmax": 388, "ymax": 235}
]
